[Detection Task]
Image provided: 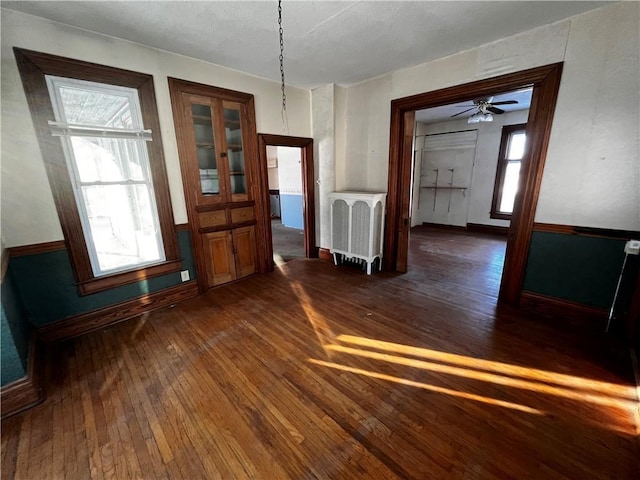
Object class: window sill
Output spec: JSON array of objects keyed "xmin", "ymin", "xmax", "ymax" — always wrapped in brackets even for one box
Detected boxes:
[
  {"xmin": 76, "ymin": 259, "xmax": 182, "ymax": 296},
  {"xmin": 490, "ymin": 212, "xmax": 512, "ymax": 221}
]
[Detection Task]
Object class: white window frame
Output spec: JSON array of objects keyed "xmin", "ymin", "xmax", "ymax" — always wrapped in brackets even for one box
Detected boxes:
[{"xmin": 45, "ymin": 76, "xmax": 166, "ymax": 276}]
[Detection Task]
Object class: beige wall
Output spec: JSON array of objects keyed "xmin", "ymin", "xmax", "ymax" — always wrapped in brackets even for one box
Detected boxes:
[
  {"xmin": 0, "ymin": 9, "xmax": 311, "ymax": 247},
  {"xmin": 335, "ymin": 2, "xmax": 639, "ymax": 233},
  {"xmin": 2, "ymin": 3, "xmax": 638, "ymax": 250}
]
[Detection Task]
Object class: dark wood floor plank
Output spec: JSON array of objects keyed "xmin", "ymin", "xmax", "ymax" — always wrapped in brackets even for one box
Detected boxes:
[{"xmin": 2, "ymin": 228, "xmax": 639, "ymax": 479}]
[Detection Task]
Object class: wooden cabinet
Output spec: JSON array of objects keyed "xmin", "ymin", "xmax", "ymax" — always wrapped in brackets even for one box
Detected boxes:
[
  {"xmin": 169, "ymin": 78, "xmax": 265, "ymax": 291},
  {"xmin": 203, "ymin": 226, "xmax": 256, "ymax": 286}
]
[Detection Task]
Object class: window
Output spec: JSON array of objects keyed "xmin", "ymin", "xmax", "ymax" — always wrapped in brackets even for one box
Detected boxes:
[
  {"xmin": 15, "ymin": 48, "xmax": 180, "ymax": 295},
  {"xmin": 490, "ymin": 124, "xmax": 527, "ymax": 220}
]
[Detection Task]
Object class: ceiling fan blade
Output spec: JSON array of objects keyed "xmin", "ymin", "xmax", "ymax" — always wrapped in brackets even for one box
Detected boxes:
[
  {"xmin": 451, "ymin": 107, "xmax": 476, "ymax": 117},
  {"xmin": 491, "ymin": 100, "xmax": 518, "ymax": 105},
  {"xmin": 487, "ymin": 106, "xmax": 505, "ymax": 114}
]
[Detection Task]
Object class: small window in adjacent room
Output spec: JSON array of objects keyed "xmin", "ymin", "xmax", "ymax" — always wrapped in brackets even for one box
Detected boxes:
[
  {"xmin": 490, "ymin": 124, "xmax": 527, "ymax": 220},
  {"xmin": 14, "ymin": 48, "xmax": 180, "ymax": 295}
]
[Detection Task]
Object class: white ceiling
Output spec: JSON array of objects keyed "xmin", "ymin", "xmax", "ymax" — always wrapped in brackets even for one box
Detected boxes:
[
  {"xmin": 415, "ymin": 87, "xmax": 533, "ymax": 124},
  {"xmin": 2, "ymin": 1, "xmax": 611, "ymax": 89}
]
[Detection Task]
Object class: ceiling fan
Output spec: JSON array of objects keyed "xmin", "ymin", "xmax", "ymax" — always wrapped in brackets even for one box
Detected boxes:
[{"xmin": 451, "ymin": 97, "xmax": 518, "ymax": 118}]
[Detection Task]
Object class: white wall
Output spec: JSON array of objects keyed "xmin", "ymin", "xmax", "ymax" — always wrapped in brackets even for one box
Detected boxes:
[
  {"xmin": 276, "ymin": 147, "xmax": 302, "ymax": 195},
  {"xmin": 312, "ymin": 84, "xmax": 336, "ymax": 248},
  {"xmin": 336, "ymin": 2, "xmax": 639, "ymax": 233},
  {"xmin": 266, "ymin": 146, "xmax": 279, "ymax": 189},
  {"xmin": 413, "ymin": 109, "xmax": 529, "ymax": 227},
  {"xmin": 0, "ymin": 9, "xmax": 311, "ymax": 247}
]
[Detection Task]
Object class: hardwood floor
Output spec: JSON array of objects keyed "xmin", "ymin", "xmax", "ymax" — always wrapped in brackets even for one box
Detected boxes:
[
  {"xmin": 272, "ymin": 218, "xmax": 305, "ymax": 266},
  {"xmin": 2, "ymin": 230, "xmax": 639, "ymax": 479}
]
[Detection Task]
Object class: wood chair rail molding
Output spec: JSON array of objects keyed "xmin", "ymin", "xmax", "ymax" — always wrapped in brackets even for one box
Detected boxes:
[{"xmin": 385, "ymin": 63, "xmax": 564, "ymax": 306}]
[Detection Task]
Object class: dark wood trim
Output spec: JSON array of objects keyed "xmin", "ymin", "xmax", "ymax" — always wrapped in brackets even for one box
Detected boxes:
[
  {"xmin": 420, "ymin": 222, "xmax": 467, "ymax": 232},
  {"xmin": 8, "ymin": 240, "xmax": 67, "ymax": 257},
  {"xmin": 318, "ymin": 248, "xmax": 332, "ymax": 262},
  {"xmin": 76, "ymin": 259, "xmax": 182, "ymax": 295},
  {"xmin": 534, "ymin": 222, "xmax": 640, "ymax": 240},
  {"xmin": 1, "ymin": 335, "xmax": 42, "ymax": 419},
  {"xmin": 195, "ymin": 201, "xmax": 255, "ymax": 213},
  {"xmin": 520, "ymin": 291, "xmax": 607, "ymax": 326},
  {"xmin": 532, "ymin": 223, "xmax": 575, "ymax": 235},
  {"xmin": 466, "ymin": 223, "xmax": 509, "ymax": 236},
  {"xmin": 385, "ymin": 62, "xmax": 564, "ymax": 308},
  {"xmin": 167, "ymin": 77, "xmax": 255, "ymax": 104},
  {"xmin": 257, "ymin": 134, "xmax": 317, "ymax": 272},
  {"xmin": 175, "ymin": 223, "xmax": 191, "ymax": 232},
  {"xmin": 37, "ymin": 280, "xmax": 199, "ymax": 343},
  {"xmin": 490, "ymin": 123, "xmax": 527, "ymax": 220},
  {"xmin": 198, "ymin": 219, "xmax": 257, "ymax": 234},
  {"xmin": 1, "ymin": 248, "xmax": 9, "ymax": 283},
  {"xmin": 13, "ymin": 48, "xmax": 180, "ymax": 296}
]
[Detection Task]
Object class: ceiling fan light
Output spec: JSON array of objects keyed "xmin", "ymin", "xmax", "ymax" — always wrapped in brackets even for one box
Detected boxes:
[
  {"xmin": 467, "ymin": 113, "xmax": 481, "ymax": 124},
  {"xmin": 483, "ymin": 113, "xmax": 493, "ymax": 122}
]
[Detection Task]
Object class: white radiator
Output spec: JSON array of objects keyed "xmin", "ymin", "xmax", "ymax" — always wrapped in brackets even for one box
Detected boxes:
[{"xmin": 328, "ymin": 191, "xmax": 386, "ymax": 274}]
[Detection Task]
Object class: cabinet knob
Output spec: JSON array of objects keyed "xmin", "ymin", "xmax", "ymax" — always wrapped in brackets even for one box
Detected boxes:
[{"xmin": 220, "ymin": 152, "xmax": 227, "ymax": 157}]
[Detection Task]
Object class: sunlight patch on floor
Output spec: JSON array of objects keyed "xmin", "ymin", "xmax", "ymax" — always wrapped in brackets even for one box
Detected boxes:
[
  {"xmin": 336, "ymin": 335, "xmax": 637, "ymax": 400},
  {"xmin": 308, "ymin": 358, "xmax": 544, "ymax": 414}
]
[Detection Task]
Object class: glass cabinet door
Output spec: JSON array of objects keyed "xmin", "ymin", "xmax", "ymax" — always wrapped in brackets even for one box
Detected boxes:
[
  {"xmin": 223, "ymin": 102, "xmax": 247, "ymax": 197},
  {"xmin": 190, "ymin": 102, "xmax": 220, "ymax": 196}
]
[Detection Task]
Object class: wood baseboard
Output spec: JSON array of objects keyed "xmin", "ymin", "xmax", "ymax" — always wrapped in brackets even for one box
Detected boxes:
[
  {"xmin": 318, "ymin": 248, "xmax": 332, "ymax": 262},
  {"xmin": 38, "ymin": 280, "xmax": 199, "ymax": 343},
  {"xmin": 520, "ymin": 291, "xmax": 607, "ymax": 328},
  {"xmin": 466, "ymin": 223, "xmax": 509, "ymax": 236},
  {"xmin": 1, "ymin": 335, "xmax": 42, "ymax": 419},
  {"xmin": 420, "ymin": 222, "xmax": 467, "ymax": 232}
]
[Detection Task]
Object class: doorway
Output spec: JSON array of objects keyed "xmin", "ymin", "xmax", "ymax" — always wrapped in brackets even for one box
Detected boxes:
[
  {"xmin": 257, "ymin": 134, "xmax": 316, "ymax": 271},
  {"xmin": 408, "ymin": 88, "xmax": 533, "ymax": 299},
  {"xmin": 384, "ymin": 63, "xmax": 564, "ymax": 306}
]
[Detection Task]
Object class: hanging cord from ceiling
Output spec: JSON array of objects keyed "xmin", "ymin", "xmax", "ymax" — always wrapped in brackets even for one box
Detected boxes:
[{"xmin": 278, "ymin": 0, "xmax": 289, "ymax": 133}]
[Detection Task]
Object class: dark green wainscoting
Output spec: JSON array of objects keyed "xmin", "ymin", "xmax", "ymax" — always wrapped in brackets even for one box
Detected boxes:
[
  {"xmin": 1, "ymin": 267, "xmax": 30, "ymax": 385},
  {"xmin": 523, "ymin": 231, "xmax": 628, "ymax": 309},
  {"xmin": 8, "ymin": 230, "xmax": 195, "ymax": 327}
]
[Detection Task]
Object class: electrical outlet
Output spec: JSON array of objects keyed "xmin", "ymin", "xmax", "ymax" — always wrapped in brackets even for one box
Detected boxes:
[
  {"xmin": 180, "ymin": 270, "xmax": 190, "ymax": 282},
  {"xmin": 624, "ymin": 240, "xmax": 640, "ymax": 255}
]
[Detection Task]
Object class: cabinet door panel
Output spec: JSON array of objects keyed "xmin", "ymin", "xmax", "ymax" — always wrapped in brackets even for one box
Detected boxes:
[
  {"xmin": 185, "ymin": 96, "xmax": 225, "ymax": 202},
  {"xmin": 223, "ymin": 101, "xmax": 249, "ymax": 202},
  {"xmin": 204, "ymin": 231, "xmax": 236, "ymax": 286},
  {"xmin": 233, "ymin": 226, "xmax": 256, "ymax": 279}
]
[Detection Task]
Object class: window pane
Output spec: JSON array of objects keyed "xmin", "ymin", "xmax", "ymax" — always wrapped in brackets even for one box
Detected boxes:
[
  {"xmin": 507, "ymin": 132, "xmax": 526, "ymax": 160},
  {"xmin": 58, "ymin": 85, "xmax": 137, "ymax": 128},
  {"xmin": 499, "ymin": 161, "xmax": 521, "ymax": 213},
  {"xmin": 81, "ymin": 184, "xmax": 163, "ymax": 273},
  {"xmin": 70, "ymin": 137, "xmax": 147, "ymax": 183},
  {"xmin": 224, "ymin": 106, "xmax": 246, "ymax": 195},
  {"xmin": 191, "ymin": 104, "xmax": 219, "ymax": 195}
]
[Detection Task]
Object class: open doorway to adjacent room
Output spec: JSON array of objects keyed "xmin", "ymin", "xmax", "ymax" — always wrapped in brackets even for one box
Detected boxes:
[
  {"xmin": 267, "ymin": 145, "xmax": 305, "ymax": 266},
  {"xmin": 409, "ymin": 88, "xmax": 532, "ymax": 299},
  {"xmin": 384, "ymin": 64, "xmax": 563, "ymax": 306},
  {"xmin": 257, "ymin": 134, "xmax": 316, "ymax": 270}
]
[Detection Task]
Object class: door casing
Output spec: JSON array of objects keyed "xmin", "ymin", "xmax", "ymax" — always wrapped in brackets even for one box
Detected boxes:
[
  {"xmin": 384, "ymin": 63, "xmax": 564, "ymax": 305},
  {"xmin": 257, "ymin": 134, "xmax": 317, "ymax": 270}
]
